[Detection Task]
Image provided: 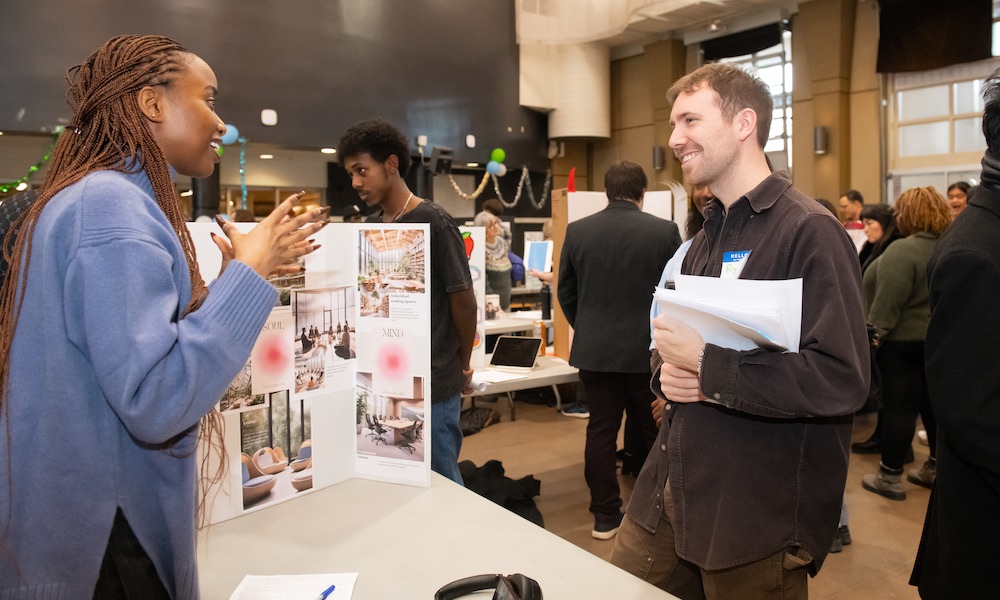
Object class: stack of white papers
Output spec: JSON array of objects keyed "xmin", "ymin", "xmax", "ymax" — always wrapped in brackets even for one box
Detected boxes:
[
  {"xmin": 474, "ymin": 370, "xmax": 529, "ymax": 383},
  {"xmin": 654, "ymin": 275, "xmax": 802, "ymax": 353},
  {"xmin": 230, "ymin": 573, "xmax": 358, "ymax": 599}
]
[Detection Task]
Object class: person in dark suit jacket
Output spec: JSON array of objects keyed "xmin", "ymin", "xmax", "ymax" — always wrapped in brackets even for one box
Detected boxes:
[
  {"xmin": 911, "ymin": 67, "xmax": 1000, "ymax": 599},
  {"xmin": 557, "ymin": 160, "xmax": 682, "ymax": 540}
]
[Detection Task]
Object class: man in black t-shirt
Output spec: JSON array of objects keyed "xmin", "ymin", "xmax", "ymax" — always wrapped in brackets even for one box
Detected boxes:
[{"xmin": 339, "ymin": 118, "xmax": 477, "ymax": 485}]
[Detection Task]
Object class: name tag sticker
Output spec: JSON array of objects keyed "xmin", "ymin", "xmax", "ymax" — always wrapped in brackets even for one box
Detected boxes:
[{"xmin": 721, "ymin": 250, "xmax": 751, "ymax": 279}]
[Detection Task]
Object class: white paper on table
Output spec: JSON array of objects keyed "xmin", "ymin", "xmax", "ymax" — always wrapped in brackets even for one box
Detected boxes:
[
  {"xmin": 229, "ymin": 572, "xmax": 358, "ymax": 600},
  {"xmin": 655, "ymin": 275, "xmax": 803, "ymax": 353},
  {"xmin": 508, "ymin": 310, "xmax": 542, "ymax": 320},
  {"xmin": 474, "ymin": 369, "xmax": 529, "ymax": 383}
]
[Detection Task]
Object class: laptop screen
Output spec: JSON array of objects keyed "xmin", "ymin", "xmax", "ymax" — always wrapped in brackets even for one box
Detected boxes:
[{"xmin": 490, "ymin": 336, "xmax": 542, "ymax": 368}]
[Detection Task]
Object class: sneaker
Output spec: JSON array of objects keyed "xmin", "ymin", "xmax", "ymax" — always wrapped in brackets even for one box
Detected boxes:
[
  {"xmin": 917, "ymin": 429, "xmax": 929, "ymax": 446},
  {"xmin": 829, "ymin": 525, "xmax": 851, "ymax": 554},
  {"xmin": 829, "ymin": 536, "xmax": 842, "ymax": 553},
  {"xmin": 592, "ymin": 512, "xmax": 624, "ymax": 540},
  {"xmin": 560, "ymin": 402, "xmax": 590, "ymax": 419},
  {"xmin": 907, "ymin": 459, "xmax": 936, "ymax": 488},
  {"xmin": 838, "ymin": 525, "xmax": 852, "ymax": 546},
  {"xmin": 862, "ymin": 469, "xmax": 906, "ymax": 501}
]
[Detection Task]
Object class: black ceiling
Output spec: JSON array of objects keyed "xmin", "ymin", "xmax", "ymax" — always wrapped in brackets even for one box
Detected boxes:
[{"xmin": 0, "ymin": 0, "xmax": 549, "ymax": 169}]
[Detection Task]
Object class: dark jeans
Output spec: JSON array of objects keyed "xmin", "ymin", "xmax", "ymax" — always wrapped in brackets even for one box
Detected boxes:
[
  {"xmin": 579, "ymin": 370, "xmax": 659, "ymax": 517},
  {"xmin": 93, "ymin": 508, "xmax": 169, "ymax": 600},
  {"xmin": 878, "ymin": 340, "xmax": 936, "ymax": 470}
]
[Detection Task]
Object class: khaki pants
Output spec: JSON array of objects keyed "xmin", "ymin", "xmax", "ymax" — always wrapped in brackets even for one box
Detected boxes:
[{"xmin": 610, "ymin": 483, "xmax": 812, "ymax": 600}]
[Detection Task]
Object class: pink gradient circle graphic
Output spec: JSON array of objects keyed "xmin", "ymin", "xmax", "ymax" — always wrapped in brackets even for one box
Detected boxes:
[
  {"xmin": 376, "ymin": 342, "xmax": 410, "ymax": 380},
  {"xmin": 258, "ymin": 336, "xmax": 290, "ymax": 375}
]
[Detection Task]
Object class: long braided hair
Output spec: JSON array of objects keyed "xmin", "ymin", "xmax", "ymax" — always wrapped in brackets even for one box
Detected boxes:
[{"xmin": 0, "ymin": 35, "xmax": 223, "ymax": 528}]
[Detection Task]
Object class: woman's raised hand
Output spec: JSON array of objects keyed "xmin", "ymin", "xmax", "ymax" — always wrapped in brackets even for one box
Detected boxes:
[{"xmin": 216, "ymin": 192, "xmax": 329, "ymax": 278}]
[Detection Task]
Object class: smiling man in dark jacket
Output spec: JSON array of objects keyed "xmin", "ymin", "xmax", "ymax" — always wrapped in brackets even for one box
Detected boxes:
[{"xmin": 610, "ymin": 63, "xmax": 869, "ymax": 600}]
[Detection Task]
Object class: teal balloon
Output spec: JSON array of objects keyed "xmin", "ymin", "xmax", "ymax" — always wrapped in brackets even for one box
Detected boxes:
[
  {"xmin": 222, "ymin": 125, "xmax": 240, "ymax": 145},
  {"xmin": 486, "ymin": 161, "xmax": 501, "ymax": 175},
  {"xmin": 490, "ymin": 148, "xmax": 506, "ymax": 163}
]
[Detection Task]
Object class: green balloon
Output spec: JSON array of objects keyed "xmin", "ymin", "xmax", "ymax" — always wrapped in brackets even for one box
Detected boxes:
[{"xmin": 490, "ymin": 148, "xmax": 506, "ymax": 163}]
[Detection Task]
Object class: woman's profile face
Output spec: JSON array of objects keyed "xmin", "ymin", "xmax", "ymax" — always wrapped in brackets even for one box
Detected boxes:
[
  {"xmin": 947, "ymin": 188, "xmax": 968, "ymax": 216},
  {"xmin": 691, "ymin": 185, "xmax": 713, "ymax": 216},
  {"xmin": 148, "ymin": 53, "xmax": 225, "ymax": 179},
  {"xmin": 862, "ymin": 218, "xmax": 884, "ymax": 244}
]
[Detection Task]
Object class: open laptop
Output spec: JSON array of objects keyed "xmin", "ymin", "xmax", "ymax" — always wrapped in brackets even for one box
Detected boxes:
[{"xmin": 489, "ymin": 336, "xmax": 543, "ymax": 373}]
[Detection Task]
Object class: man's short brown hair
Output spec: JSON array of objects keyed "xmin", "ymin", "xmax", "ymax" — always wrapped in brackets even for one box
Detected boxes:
[{"xmin": 667, "ymin": 62, "xmax": 773, "ymax": 149}]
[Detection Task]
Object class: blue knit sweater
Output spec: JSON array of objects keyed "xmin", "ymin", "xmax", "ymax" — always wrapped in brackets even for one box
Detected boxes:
[{"xmin": 0, "ymin": 170, "xmax": 277, "ymax": 598}]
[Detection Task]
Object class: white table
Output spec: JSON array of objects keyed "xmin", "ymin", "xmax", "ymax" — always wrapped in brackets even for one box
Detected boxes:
[
  {"xmin": 198, "ymin": 474, "xmax": 675, "ymax": 600},
  {"xmin": 467, "ymin": 355, "xmax": 579, "ymax": 420},
  {"xmin": 484, "ymin": 314, "xmax": 551, "ymax": 336}
]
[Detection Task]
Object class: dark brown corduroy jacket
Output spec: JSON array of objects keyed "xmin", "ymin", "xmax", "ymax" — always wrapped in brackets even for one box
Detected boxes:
[{"xmin": 629, "ymin": 171, "xmax": 869, "ymax": 575}]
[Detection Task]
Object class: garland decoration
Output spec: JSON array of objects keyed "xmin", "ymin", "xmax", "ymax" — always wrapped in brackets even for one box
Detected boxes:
[
  {"xmin": 442, "ymin": 147, "xmax": 552, "ymax": 210},
  {"xmin": 0, "ymin": 130, "xmax": 60, "ymax": 194},
  {"xmin": 448, "ymin": 172, "xmax": 491, "ymax": 201},
  {"xmin": 490, "ymin": 166, "xmax": 553, "ymax": 210}
]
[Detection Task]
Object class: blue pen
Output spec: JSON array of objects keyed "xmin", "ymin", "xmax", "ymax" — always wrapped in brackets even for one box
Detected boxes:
[{"xmin": 313, "ymin": 584, "xmax": 335, "ymax": 600}]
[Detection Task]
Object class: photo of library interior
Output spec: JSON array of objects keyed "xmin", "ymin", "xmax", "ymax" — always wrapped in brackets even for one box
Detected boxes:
[{"xmin": 1, "ymin": 0, "xmax": 997, "ymax": 598}]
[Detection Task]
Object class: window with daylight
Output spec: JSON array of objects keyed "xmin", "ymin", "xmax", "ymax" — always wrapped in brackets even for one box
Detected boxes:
[
  {"xmin": 719, "ymin": 28, "xmax": 794, "ymax": 173},
  {"xmin": 885, "ymin": 0, "xmax": 1000, "ymax": 200}
]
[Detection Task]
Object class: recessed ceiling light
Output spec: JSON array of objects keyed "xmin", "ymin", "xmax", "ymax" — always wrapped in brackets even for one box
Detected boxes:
[
  {"xmin": 466, "ymin": 162, "xmax": 480, "ymax": 167},
  {"xmin": 260, "ymin": 154, "xmax": 274, "ymax": 160},
  {"xmin": 321, "ymin": 147, "xmax": 337, "ymax": 154},
  {"xmin": 180, "ymin": 189, "xmax": 193, "ymax": 197},
  {"xmin": 16, "ymin": 183, "xmax": 28, "ymax": 191}
]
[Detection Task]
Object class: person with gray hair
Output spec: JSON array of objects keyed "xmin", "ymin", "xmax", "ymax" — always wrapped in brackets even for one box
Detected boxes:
[{"xmin": 474, "ymin": 210, "xmax": 512, "ymax": 310}]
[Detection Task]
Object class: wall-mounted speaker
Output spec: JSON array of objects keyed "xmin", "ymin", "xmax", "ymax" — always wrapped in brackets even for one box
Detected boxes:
[
  {"xmin": 814, "ymin": 126, "xmax": 828, "ymax": 155},
  {"xmin": 653, "ymin": 146, "xmax": 665, "ymax": 171}
]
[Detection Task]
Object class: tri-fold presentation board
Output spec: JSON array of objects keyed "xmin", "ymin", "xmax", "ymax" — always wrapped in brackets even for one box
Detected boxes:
[{"xmin": 188, "ymin": 221, "xmax": 485, "ymax": 525}]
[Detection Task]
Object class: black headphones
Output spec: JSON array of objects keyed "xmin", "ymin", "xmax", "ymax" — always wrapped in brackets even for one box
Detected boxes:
[{"xmin": 435, "ymin": 573, "xmax": 542, "ymax": 600}]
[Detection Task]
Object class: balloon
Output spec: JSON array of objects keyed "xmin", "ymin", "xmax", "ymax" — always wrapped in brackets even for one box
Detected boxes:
[
  {"xmin": 486, "ymin": 161, "xmax": 501, "ymax": 175},
  {"xmin": 221, "ymin": 125, "xmax": 240, "ymax": 145},
  {"xmin": 497, "ymin": 163, "xmax": 507, "ymax": 177},
  {"xmin": 490, "ymin": 148, "xmax": 506, "ymax": 163},
  {"xmin": 216, "ymin": 146, "xmax": 224, "ymax": 158}
]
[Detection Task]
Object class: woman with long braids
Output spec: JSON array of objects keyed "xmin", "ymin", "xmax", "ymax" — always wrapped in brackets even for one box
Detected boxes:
[{"xmin": 0, "ymin": 36, "xmax": 327, "ymax": 597}]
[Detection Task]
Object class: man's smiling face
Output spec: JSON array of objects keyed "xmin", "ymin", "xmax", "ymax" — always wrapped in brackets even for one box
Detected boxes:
[{"xmin": 668, "ymin": 85, "xmax": 739, "ymax": 189}]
